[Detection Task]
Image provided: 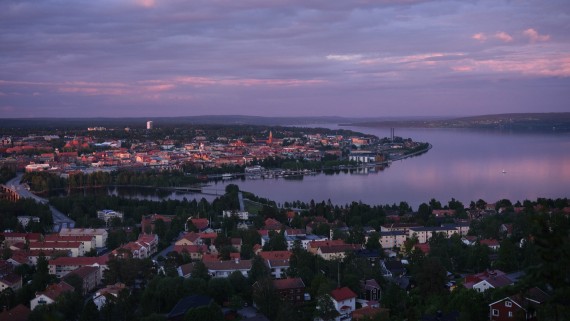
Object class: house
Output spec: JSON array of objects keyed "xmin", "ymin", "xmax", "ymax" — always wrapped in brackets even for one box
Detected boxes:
[
  {"xmin": 203, "ymin": 258, "xmax": 252, "ymax": 278},
  {"xmin": 48, "ymin": 255, "xmax": 109, "ymax": 282},
  {"xmin": 141, "ymin": 214, "xmax": 174, "ymax": 234},
  {"xmin": 172, "ymin": 245, "xmax": 208, "ymax": 260},
  {"xmin": 360, "ymin": 279, "xmax": 381, "ymax": 302},
  {"xmin": 30, "ymin": 282, "xmax": 74, "ymax": 310},
  {"xmin": 272, "ymin": 277, "xmax": 306, "ymax": 305},
  {"xmin": 480, "ymin": 239, "xmax": 501, "ymax": 251},
  {"xmin": 64, "ymin": 265, "xmax": 99, "ymax": 295},
  {"xmin": 0, "ymin": 304, "xmax": 31, "ymax": 321},
  {"xmin": 330, "ymin": 287, "xmax": 357, "ymax": 321},
  {"xmin": 409, "ymin": 226, "xmax": 458, "ymax": 244},
  {"xmin": 97, "ymin": 210, "xmax": 124, "ymax": 224},
  {"xmin": 0, "ymin": 232, "xmax": 41, "ymax": 247},
  {"xmin": 222, "ymin": 210, "xmax": 249, "ymax": 220},
  {"xmin": 464, "ymin": 270, "xmax": 513, "ymax": 292},
  {"xmin": 175, "ymin": 232, "xmax": 203, "ymax": 246},
  {"xmin": 258, "ymin": 251, "xmax": 292, "ymax": 279},
  {"xmin": 43, "ymin": 234, "xmax": 96, "ymax": 253},
  {"xmin": 432, "ymin": 209, "xmax": 457, "ymax": 218},
  {"xmin": 188, "ymin": 218, "xmax": 209, "ymax": 231},
  {"xmin": 352, "ymin": 306, "xmax": 389, "ymax": 321},
  {"xmin": 381, "ymin": 260, "xmax": 406, "ymax": 278},
  {"xmin": 92, "ymin": 283, "xmax": 127, "ymax": 310},
  {"xmin": 177, "ymin": 263, "xmax": 195, "ymax": 278},
  {"xmin": 309, "ymin": 240, "xmax": 362, "ymax": 261},
  {"xmin": 231, "ymin": 238, "xmax": 243, "ymax": 252},
  {"xmin": 28, "ymin": 241, "xmax": 85, "ymax": 257},
  {"xmin": 379, "ymin": 231, "xmax": 407, "ymax": 249},
  {"xmin": 59, "ymin": 228, "xmax": 108, "ymax": 248},
  {"xmin": 0, "ymin": 272, "xmax": 22, "ymax": 291},
  {"xmin": 263, "ymin": 218, "xmax": 282, "ymax": 230},
  {"xmin": 489, "ymin": 287, "xmax": 549, "ymax": 321}
]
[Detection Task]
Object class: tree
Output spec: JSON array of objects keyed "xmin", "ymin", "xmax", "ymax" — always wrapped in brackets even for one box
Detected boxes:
[
  {"xmin": 252, "ymin": 276, "xmax": 280, "ymax": 320},
  {"xmin": 365, "ymin": 232, "xmax": 381, "ymax": 251},
  {"xmin": 184, "ymin": 302, "xmax": 224, "ymax": 321},
  {"xmin": 208, "ymin": 277, "xmax": 233, "ymax": 305},
  {"xmin": 314, "ymin": 294, "xmax": 339, "ymax": 321},
  {"xmin": 191, "ymin": 260, "xmax": 211, "ymax": 281},
  {"xmin": 249, "ymin": 255, "xmax": 270, "ymax": 283},
  {"xmin": 495, "ymin": 239, "xmax": 518, "ymax": 272},
  {"xmin": 263, "ymin": 230, "xmax": 287, "ymax": 251},
  {"xmin": 80, "ymin": 300, "xmax": 100, "ymax": 321},
  {"xmin": 415, "ymin": 257, "xmax": 447, "ymax": 296}
]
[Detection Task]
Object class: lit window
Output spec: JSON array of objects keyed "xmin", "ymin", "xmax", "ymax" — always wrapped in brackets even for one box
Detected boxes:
[
  {"xmin": 492, "ymin": 309, "xmax": 499, "ymax": 316},
  {"xmin": 505, "ymin": 301, "xmax": 512, "ymax": 307},
  {"xmin": 508, "ymin": 312, "xmax": 513, "ymax": 317}
]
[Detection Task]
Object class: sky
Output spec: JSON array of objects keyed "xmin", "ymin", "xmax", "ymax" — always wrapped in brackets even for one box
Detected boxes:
[{"xmin": 1, "ymin": 0, "xmax": 569, "ymax": 118}]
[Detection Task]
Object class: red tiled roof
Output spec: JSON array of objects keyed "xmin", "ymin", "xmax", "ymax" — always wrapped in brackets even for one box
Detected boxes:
[
  {"xmin": 49, "ymin": 255, "xmax": 109, "ymax": 266},
  {"xmin": 273, "ymin": 277, "xmax": 305, "ymax": 290},
  {"xmin": 258, "ymin": 251, "xmax": 292, "ymax": 260},
  {"xmin": 308, "ymin": 240, "xmax": 345, "ymax": 249},
  {"xmin": 353, "ymin": 306, "xmax": 388, "ymax": 320},
  {"xmin": 331, "ymin": 287, "xmax": 357, "ymax": 301},
  {"xmin": 480, "ymin": 239, "xmax": 500, "ymax": 247},
  {"xmin": 179, "ymin": 232, "xmax": 201, "ymax": 243},
  {"xmin": 67, "ymin": 266, "xmax": 99, "ymax": 279},
  {"xmin": 204, "ymin": 259, "xmax": 252, "ymax": 271},
  {"xmin": 0, "ymin": 304, "xmax": 31, "ymax": 321},
  {"xmin": 38, "ymin": 282, "xmax": 74, "ymax": 301},
  {"xmin": 191, "ymin": 218, "xmax": 209, "ymax": 230}
]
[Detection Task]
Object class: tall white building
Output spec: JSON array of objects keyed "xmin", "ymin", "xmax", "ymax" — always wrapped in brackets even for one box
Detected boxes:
[{"xmin": 146, "ymin": 121, "xmax": 153, "ymax": 130}]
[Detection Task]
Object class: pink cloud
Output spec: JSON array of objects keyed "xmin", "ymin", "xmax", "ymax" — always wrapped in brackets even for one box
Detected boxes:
[
  {"xmin": 523, "ymin": 28, "xmax": 550, "ymax": 42},
  {"xmin": 453, "ymin": 55, "xmax": 570, "ymax": 77},
  {"xmin": 472, "ymin": 33, "xmax": 487, "ymax": 42},
  {"xmin": 134, "ymin": 0, "xmax": 156, "ymax": 8},
  {"xmin": 451, "ymin": 66, "xmax": 474, "ymax": 72},
  {"xmin": 494, "ymin": 32, "xmax": 513, "ymax": 43}
]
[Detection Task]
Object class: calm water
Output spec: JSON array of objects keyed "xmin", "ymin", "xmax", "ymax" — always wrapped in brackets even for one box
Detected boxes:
[{"xmin": 114, "ymin": 126, "xmax": 570, "ymax": 209}]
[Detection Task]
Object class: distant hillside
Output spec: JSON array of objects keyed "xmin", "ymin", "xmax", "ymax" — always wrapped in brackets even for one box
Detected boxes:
[{"xmin": 346, "ymin": 113, "xmax": 570, "ymax": 132}]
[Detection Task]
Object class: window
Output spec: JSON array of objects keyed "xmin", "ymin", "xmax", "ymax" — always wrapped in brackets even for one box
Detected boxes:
[
  {"xmin": 492, "ymin": 309, "xmax": 499, "ymax": 316},
  {"xmin": 508, "ymin": 312, "xmax": 513, "ymax": 318},
  {"xmin": 505, "ymin": 301, "xmax": 512, "ymax": 307}
]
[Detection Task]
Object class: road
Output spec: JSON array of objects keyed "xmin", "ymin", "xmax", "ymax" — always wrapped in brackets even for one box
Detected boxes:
[{"xmin": 7, "ymin": 173, "xmax": 75, "ymax": 231}]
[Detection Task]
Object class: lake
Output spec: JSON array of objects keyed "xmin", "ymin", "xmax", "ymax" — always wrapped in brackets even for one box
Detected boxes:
[{"xmin": 112, "ymin": 126, "xmax": 570, "ymax": 209}]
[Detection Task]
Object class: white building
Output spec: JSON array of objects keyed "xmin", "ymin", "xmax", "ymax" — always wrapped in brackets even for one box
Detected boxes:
[{"xmin": 146, "ymin": 121, "xmax": 153, "ymax": 130}]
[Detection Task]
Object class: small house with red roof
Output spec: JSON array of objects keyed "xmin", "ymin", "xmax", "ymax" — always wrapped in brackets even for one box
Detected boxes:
[
  {"xmin": 172, "ymin": 245, "xmax": 208, "ymax": 260},
  {"xmin": 259, "ymin": 251, "xmax": 292, "ymax": 279},
  {"xmin": 175, "ymin": 232, "xmax": 203, "ymax": 246},
  {"xmin": 331, "ymin": 287, "xmax": 357, "ymax": 321},
  {"xmin": 188, "ymin": 218, "xmax": 209, "ymax": 231},
  {"xmin": 480, "ymin": 239, "xmax": 501, "ymax": 251},
  {"xmin": 464, "ymin": 270, "xmax": 513, "ymax": 293},
  {"xmin": 30, "ymin": 282, "xmax": 74, "ymax": 310}
]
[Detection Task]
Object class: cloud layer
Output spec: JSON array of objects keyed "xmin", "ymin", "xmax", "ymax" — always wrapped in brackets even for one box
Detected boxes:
[{"xmin": 1, "ymin": 0, "xmax": 569, "ymax": 117}]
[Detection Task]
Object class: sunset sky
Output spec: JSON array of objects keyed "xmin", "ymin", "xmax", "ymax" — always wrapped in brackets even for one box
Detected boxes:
[{"xmin": 1, "ymin": 0, "xmax": 569, "ymax": 118}]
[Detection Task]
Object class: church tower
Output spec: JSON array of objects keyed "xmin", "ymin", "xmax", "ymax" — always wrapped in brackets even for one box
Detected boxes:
[{"xmin": 267, "ymin": 131, "xmax": 273, "ymax": 145}]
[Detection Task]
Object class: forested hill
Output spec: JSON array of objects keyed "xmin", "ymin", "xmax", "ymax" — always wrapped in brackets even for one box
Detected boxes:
[{"xmin": 345, "ymin": 113, "xmax": 570, "ymax": 132}]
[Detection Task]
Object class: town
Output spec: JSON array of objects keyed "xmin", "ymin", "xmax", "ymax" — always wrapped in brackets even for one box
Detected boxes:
[
  {"xmin": 0, "ymin": 124, "xmax": 567, "ymax": 321},
  {"xmin": 0, "ymin": 123, "xmax": 428, "ymax": 185}
]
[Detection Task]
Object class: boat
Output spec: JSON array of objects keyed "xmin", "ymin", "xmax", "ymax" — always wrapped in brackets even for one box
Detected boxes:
[{"xmin": 222, "ymin": 173, "xmax": 233, "ymax": 180}]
